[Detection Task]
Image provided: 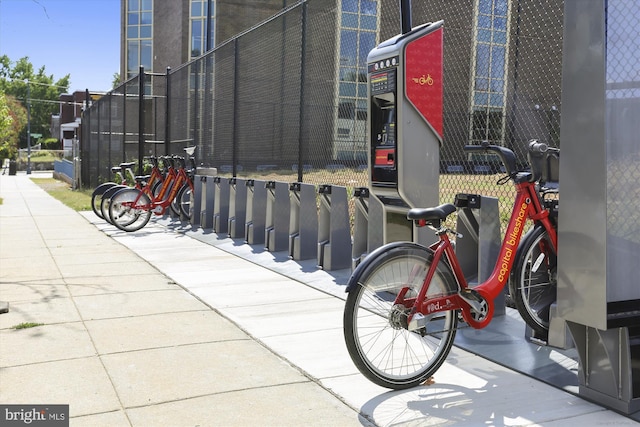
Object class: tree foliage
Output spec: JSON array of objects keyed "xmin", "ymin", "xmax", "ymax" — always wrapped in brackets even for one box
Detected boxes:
[
  {"xmin": 0, "ymin": 55, "xmax": 70, "ymax": 149},
  {"xmin": 0, "ymin": 93, "xmax": 27, "ymax": 160}
]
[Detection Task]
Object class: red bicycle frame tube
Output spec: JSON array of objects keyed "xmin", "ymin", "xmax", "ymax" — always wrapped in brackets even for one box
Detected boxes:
[{"xmin": 411, "ymin": 180, "xmax": 558, "ymax": 329}]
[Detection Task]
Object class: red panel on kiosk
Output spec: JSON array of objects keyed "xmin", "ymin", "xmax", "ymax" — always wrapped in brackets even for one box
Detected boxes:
[
  {"xmin": 404, "ymin": 28, "xmax": 444, "ymax": 140},
  {"xmin": 374, "ymin": 148, "xmax": 395, "ymax": 166}
]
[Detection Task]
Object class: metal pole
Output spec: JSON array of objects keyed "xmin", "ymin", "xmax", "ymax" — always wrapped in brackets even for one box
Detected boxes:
[
  {"xmin": 138, "ymin": 66, "xmax": 145, "ymax": 174},
  {"xmin": 399, "ymin": 0, "xmax": 412, "ymax": 34},
  {"xmin": 232, "ymin": 38, "xmax": 239, "ymax": 177},
  {"xmin": 165, "ymin": 67, "xmax": 171, "ymax": 156},
  {"xmin": 193, "ymin": 62, "xmax": 199, "ymax": 157},
  {"xmin": 296, "ymin": 1, "xmax": 307, "ymax": 183},
  {"xmin": 26, "ymin": 80, "xmax": 31, "ymax": 175},
  {"xmin": 206, "ymin": 0, "xmax": 213, "ymax": 52},
  {"xmin": 84, "ymin": 89, "xmax": 91, "ymax": 186}
]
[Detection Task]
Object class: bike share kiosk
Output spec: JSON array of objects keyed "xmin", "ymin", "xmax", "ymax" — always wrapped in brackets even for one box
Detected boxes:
[
  {"xmin": 367, "ymin": 9, "xmax": 444, "ymax": 247},
  {"xmin": 558, "ymin": 0, "xmax": 640, "ymax": 414}
]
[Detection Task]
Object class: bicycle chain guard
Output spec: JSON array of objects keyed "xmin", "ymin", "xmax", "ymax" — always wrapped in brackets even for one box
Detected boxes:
[{"xmin": 459, "ymin": 288, "xmax": 494, "ymax": 329}]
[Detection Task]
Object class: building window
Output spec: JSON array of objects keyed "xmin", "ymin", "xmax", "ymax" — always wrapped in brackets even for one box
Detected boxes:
[
  {"xmin": 126, "ymin": 0, "xmax": 153, "ymax": 79},
  {"xmin": 470, "ymin": 0, "xmax": 509, "ymax": 145},
  {"xmin": 334, "ymin": 0, "xmax": 378, "ymax": 158},
  {"xmin": 190, "ymin": 0, "xmax": 215, "ymax": 58}
]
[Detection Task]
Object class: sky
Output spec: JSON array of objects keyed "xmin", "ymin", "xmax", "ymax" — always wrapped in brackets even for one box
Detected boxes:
[{"xmin": 0, "ymin": 0, "xmax": 120, "ymax": 93}]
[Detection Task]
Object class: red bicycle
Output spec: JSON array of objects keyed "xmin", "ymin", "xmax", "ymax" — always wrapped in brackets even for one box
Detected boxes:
[
  {"xmin": 107, "ymin": 148, "xmax": 196, "ymax": 232},
  {"xmin": 343, "ymin": 140, "xmax": 559, "ymax": 389},
  {"xmin": 97, "ymin": 156, "xmax": 167, "ymax": 223}
]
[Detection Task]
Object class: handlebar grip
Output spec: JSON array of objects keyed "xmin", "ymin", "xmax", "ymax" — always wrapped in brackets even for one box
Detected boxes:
[
  {"xmin": 463, "ymin": 144, "xmax": 487, "ymax": 153},
  {"xmin": 528, "ymin": 139, "xmax": 548, "ymax": 154}
]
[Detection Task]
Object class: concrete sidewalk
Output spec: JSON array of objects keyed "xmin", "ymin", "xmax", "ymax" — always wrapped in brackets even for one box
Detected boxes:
[
  {"xmin": 1, "ymin": 173, "xmax": 638, "ymax": 426},
  {"xmin": 0, "ymin": 174, "xmax": 365, "ymax": 426}
]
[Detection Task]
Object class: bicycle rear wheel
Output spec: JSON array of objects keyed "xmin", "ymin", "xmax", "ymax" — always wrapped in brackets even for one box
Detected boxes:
[
  {"xmin": 91, "ymin": 182, "xmax": 116, "ymax": 219},
  {"xmin": 343, "ymin": 242, "xmax": 458, "ymax": 389},
  {"xmin": 510, "ymin": 225, "xmax": 557, "ymax": 336},
  {"xmin": 108, "ymin": 188, "xmax": 152, "ymax": 232}
]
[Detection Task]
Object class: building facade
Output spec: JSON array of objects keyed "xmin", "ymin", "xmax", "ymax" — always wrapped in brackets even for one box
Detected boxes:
[
  {"xmin": 120, "ymin": 0, "xmax": 290, "ymax": 81},
  {"xmin": 116, "ymin": 0, "xmax": 563, "ymax": 167}
]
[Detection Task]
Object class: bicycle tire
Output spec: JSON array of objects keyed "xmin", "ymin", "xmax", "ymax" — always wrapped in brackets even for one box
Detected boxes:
[
  {"xmin": 176, "ymin": 184, "xmax": 192, "ymax": 219},
  {"xmin": 100, "ymin": 185, "xmax": 127, "ymax": 224},
  {"xmin": 91, "ymin": 182, "xmax": 117, "ymax": 219},
  {"xmin": 509, "ymin": 225, "xmax": 557, "ymax": 336},
  {"xmin": 343, "ymin": 242, "xmax": 458, "ymax": 389},
  {"xmin": 169, "ymin": 183, "xmax": 186, "ymax": 217},
  {"xmin": 108, "ymin": 188, "xmax": 152, "ymax": 232}
]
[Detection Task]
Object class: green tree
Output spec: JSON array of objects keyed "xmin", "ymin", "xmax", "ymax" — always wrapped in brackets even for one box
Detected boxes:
[
  {"xmin": 112, "ymin": 72, "xmax": 122, "ymax": 89},
  {"xmin": 0, "ymin": 93, "xmax": 27, "ymax": 161},
  {"xmin": 0, "ymin": 55, "xmax": 70, "ymax": 148}
]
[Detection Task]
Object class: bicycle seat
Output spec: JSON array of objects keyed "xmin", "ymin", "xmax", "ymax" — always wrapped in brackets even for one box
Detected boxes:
[
  {"xmin": 407, "ymin": 203, "xmax": 456, "ymax": 222},
  {"xmin": 120, "ymin": 162, "xmax": 136, "ymax": 168}
]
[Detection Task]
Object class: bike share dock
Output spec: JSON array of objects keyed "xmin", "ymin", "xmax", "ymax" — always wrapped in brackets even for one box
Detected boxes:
[{"xmin": 180, "ymin": 0, "xmax": 639, "ymax": 419}]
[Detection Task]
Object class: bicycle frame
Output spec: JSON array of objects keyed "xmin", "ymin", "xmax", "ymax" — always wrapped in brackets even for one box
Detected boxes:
[
  {"xmin": 121, "ymin": 157, "xmax": 190, "ymax": 216},
  {"xmin": 407, "ymin": 179, "xmax": 557, "ymax": 330}
]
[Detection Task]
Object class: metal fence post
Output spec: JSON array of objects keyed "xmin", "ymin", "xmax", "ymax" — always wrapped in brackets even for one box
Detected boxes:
[
  {"xmin": 165, "ymin": 67, "xmax": 171, "ymax": 156},
  {"xmin": 138, "ymin": 66, "xmax": 145, "ymax": 173}
]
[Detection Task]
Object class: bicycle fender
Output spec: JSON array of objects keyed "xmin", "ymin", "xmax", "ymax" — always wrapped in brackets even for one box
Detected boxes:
[{"xmin": 345, "ymin": 242, "xmax": 431, "ymax": 293}]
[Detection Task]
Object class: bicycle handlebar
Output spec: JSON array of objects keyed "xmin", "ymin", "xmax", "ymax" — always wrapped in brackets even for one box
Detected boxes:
[
  {"xmin": 528, "ymin": 140, "xmax": 548, "ymax": 155},
  {"xmin": 464, "ymin": 141, "xmax": 518, "ymax": 175},
  {"xmin": 528, "ymin": 139, "xmax": 559, "ymax": 155}
]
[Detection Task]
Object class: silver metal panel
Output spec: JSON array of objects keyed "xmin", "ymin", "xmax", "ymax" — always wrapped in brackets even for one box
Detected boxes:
[
  {"xmin": 190, "ymin": 176, "xmax": 202, "ymax": 226},
  {"xmin": 245, "ymin": 179, "xmax": 266, "ymax": 245},
  {"xmin": 200, "ymin": 176, "xmax": 215, "ymax": 229},
  {"xmin": 397, "ymin": 86, "xmax": 439, "ymax": 214},
  {"xmin": 317, "ymin": 185, "xmax": 351, "ymax": 270},
  {"xmin": 288, "ymin": 182, "xmax": 317, "ymax": 261},
  {"xmin": 265, "ymin": 181, "xmax": 290, "ymax": 252},
  {"xmin": 557, "ymin": 0, "xmax": 608, "ymax": 329},
  {"xmin": 351, "ymin": 188, "xmax": 369, "ymax": 268},
  {"xmin": 367, "ymin": 195, "xmax": 385, "ymax": 252},
  {"xmin": 228, "ymin": 178, "xmax": 247, "ymax": 239},
  {"xmin": 213, "ymin": 177, "xmax": 229, "ymax": 234},
  {"xmin": 559, "ymin": 0, "xmax": 640, "ymax": 329}
]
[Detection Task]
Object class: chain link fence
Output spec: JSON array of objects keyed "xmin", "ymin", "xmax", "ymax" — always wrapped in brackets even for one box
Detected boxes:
[
  {"xmin": 81, "ymin": 0, "xmax": 566, "ymax": 228},
  {"xmin": 605, "ymin": 1, "xmax": 640, "ymax": 245}
]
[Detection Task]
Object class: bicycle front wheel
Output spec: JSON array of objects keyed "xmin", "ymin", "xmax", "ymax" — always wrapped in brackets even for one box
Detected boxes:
[
  {"xmin": 100, "ymin": 185, "xmax": 127, "ymax": 224},
  {"xmin": 91, "ymin": 182, "xmax": 116, "ymax": 219},
  {"xmin": 176, "ymin": 184, "xmax": 192, "ymax": 219},
  {"xmin": 343, "ymin": 242, "xmax": 459, "ymax": 389},
  {"xmin": 510, "ymin": 225, "xmax": 557, "ymax": 336},
  {"xmin": 109, "ymin": 188, "xmax": 152, "ymax": 232}
]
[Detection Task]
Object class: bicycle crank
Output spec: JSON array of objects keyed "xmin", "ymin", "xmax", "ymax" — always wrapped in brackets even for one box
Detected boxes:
[{"xmin": 459, "ymin": 288, "xmax": 493, "ymax": 328}]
